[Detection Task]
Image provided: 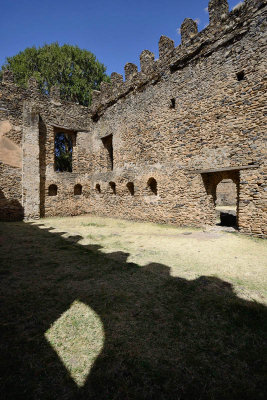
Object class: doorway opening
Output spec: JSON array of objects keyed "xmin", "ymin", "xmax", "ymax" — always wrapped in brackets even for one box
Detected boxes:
[
  {"xmin": 215, "ymin": 179, "xmax": 238, "ymax": 227},
  {"xmin": 202, "ymin": 170, "xmax": 239, "ymax": 228}
]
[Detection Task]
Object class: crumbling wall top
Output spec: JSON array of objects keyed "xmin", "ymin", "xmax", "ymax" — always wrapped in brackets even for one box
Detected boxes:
[{"xmin": 90, "ymin": 0, "xmax": 266, "ymax": 119}]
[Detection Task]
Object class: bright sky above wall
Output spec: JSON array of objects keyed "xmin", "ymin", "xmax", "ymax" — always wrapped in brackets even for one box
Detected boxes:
[{"xmin": 0, "ymin": 0, "xmax": 244, "ymax": 77}]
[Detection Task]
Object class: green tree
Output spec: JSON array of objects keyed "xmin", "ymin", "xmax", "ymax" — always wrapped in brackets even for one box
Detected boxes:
[
  {"xmin": 0, "ymin": 43, "xmax": 109, "ymax": 106},
  {"xmin": 54, "ymin": 133, "xmax": 73, "ymax": 172}
]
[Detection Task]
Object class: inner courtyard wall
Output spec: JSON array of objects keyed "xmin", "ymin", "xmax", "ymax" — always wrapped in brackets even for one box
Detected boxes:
[
  {"xmin": 0, "ymin": 0, "xmax": 266, "ymax": 237},
  {"xmin": 73, "ymin": 0, "xmax": 266, "ymax": 236}
]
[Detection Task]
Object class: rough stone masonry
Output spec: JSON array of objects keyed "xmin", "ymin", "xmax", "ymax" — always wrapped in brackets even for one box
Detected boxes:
[{"xmin": 0, "ymin": 0, "xmax": 266, "ymax": 237}]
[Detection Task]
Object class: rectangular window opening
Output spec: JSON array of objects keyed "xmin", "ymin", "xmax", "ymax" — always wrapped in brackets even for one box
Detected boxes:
[
  {"xmin": 54, "ymin": 130, "xmax": 75, "ymax": 172},
  {"xmin": 101, "ymin": 134, "xmax": 113, "ymax": 170},
  {"xmin": 236, "ymin": 71, "xmax": 245, "ymax": 81}
]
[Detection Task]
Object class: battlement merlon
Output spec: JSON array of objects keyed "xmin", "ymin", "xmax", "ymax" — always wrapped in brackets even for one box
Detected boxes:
[
  {"xmin": 158, "ymin": 36, "xmax": 175, "ymax": 59},
  {"xmin": 90, "ymin": 0, "xmax": 267, "ymax": 118},
  {"xmin": 208, "ymin": 0, "xmax": 229, "ymax": 24},
  {"xmin": 180, "ymin": 19, "xmax": 198, "ymax": 45},
  {"xmin": 110, "ymin": 72, "xmax": 123, "ymax": 86},
  {"xmin": 140, "ymin": 50, "xmax": 155, "ymax": 73},
  {"xmin": 124, "ymin": 63, "xmax": 138, "ymax": 81}
]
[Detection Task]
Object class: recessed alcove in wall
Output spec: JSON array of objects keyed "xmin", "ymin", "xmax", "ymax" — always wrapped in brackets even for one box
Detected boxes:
[
  {"xmin": 147, "ymin": 178, "xmax": 157, "ymax": 195},
  {"xmin": 48, "ymin": 184, "xmax": 58, "ymax": 196},
  {"xmin": 95, "ymin": 184, "xmax": 101, "ymax": 193},
  {"xmin": 101, "ymin": 134, "xmax": 113, "ymax": 170},
  {"xmin": 170, "ymin": 98, "xmax": 176, "ymax": 109},
  {"xmin": 126, "ymin": 182, "xmax": 134, "ymax": 196},
  {"xmin": 236, "ymin": 71, "xmax": 245, "ymax": 81},
  {"xmin": 74, "ymin": 184, "xmax": 82, "ymax": 196},
  {"xmin": 109, "ymin": 181, "xmax": 116, "ymax": 195}
]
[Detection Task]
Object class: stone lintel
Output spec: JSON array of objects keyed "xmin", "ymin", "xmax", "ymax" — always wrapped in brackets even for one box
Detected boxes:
[
  {"xmin": 52, "ymin": 124, "xmax": 79, "ymax": 132},
  {"xmin": 190, "ymin": 165, "xmax": 259, "ymax": 174}
]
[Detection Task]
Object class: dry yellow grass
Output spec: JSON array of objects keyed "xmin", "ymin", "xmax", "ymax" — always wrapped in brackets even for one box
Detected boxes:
[{"xmin": 38, "ymin": 214, "xmax": 267, "ymax": 304}]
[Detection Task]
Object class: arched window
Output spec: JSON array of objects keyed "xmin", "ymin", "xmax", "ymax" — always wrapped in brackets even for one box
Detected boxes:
[
  {"xmin": 74, "ymin": 184, "xmax": 82, "ymax": 196},
  {"xmin": 126, "ymin": 182, "xmax": 134, "ymax": 196},
  {"xmin": 147, "ymin": 178, "xmax": 157, "ymax": 195},
  {"xmin": 109, "ymin": 181, "xmax": 116, "ymax": 195},
  {"xmin": 48, "ymin": 184, "xmax": 57, "ymax": 196},
  {"xmin": 95, "ymin": 184, "xmax": 101, "ymax": 193}
]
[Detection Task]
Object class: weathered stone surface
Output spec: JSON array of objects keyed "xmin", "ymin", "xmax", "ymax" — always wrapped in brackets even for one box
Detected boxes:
[
  {"xmin": 2, "ymin": 70, "xmax": 14, "ymax": 84},
  {"xmin": 216, "ymin": 179, "xmax": 237, "ymax": 205},
  {"xmin": 180, "ymin": 18, "xmax": 198, "ymax": 45},
  {"xmin": 0, "ymin": 0, "xmax": 266, "ymax": 237},
  {"xmin": 50, "ymin": 85, "xmax": 61, "ymax": 102},
  {"xmin": 110, "ymin": 72, "xmax": 123, "ymax": 86},
  {"xmin": 140, "ymin": 50, "xmax": 155, "ymax": 73},
  {"xmin": 158, "ymin": 36, "xmax": 175, "ymax": 59},
  {"xmin": 124, "ymin": 63, "xmax": 138, "ymax": 81},
  {"xmin": 208, "ymin": 0, "xmax": 229, "ymax": 24}
]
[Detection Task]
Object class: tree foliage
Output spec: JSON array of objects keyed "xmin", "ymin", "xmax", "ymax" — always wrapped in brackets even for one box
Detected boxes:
[
  {"xmin": 1, "ymin": 43, "xmax": 109, "ymax": 106},
  {"xmin": 54, "ymin": 133, "xmax": 73, "ymax": 172}
]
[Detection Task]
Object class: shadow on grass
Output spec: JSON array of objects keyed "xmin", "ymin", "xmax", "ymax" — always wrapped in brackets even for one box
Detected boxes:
[{"xmin": 0, "ymin": 220, "xmax": 266, "ymax": 400}]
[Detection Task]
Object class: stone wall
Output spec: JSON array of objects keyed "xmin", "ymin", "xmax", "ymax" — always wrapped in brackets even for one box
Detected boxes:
[
  {"xmin": 0, "ymin": 162, "xmax": 23, "ymax": 220},
  {"xmin": 216, "ymin": 179, "xmax": 237, "ymax": 206},
  {"xmin": 0, "ymin": 0, "xmax": 266, "ymax": 237},
  {"xmin": 83, "ymin": 0, "xmax": 266, "ymax": 236}
]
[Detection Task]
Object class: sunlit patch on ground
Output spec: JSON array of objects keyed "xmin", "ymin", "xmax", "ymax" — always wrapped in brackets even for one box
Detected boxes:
[{"xmin": 45, "ymin": 300, "xmax": 104, "ymax": 387}]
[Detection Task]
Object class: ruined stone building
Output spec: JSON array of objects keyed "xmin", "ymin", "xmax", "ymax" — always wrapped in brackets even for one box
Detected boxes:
[{"xmin": 0, "ymin": 0, "xmax": 266, "ymax": 237}]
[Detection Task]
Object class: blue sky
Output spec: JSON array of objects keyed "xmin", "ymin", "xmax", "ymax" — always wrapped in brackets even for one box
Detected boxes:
[{"xmin": 0, "ymin": 0, "xmax": 243, "ymax": 77}]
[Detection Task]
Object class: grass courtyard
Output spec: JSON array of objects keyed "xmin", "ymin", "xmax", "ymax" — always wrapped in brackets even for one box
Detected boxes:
[{"xmin": 0, "ymin": 215, "xmax": 266, "ymax": 399}]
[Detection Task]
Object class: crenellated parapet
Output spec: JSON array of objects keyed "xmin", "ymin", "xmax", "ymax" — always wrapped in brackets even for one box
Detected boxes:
[
  {"xmin": 89, "ymin": 0, "xmax": 267, "ymax": 119},
  {"xmin": 1, "ymin": 0, "xmax": 266, "ymax": 121}
]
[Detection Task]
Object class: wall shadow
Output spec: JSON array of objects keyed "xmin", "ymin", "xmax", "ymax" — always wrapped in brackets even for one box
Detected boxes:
[
  {"xmin": 0, "ymin": 189, "xmax": 24, "ymax": 221},
  {"xmin": 0, "ymin": 220, "xmax": 266, "ymax": 400}
]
